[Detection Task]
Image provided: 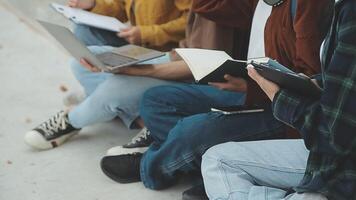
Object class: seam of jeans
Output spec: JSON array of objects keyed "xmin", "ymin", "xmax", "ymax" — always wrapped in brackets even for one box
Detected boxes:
[
  {"xmin": 160, "ymin": 124, "xmax": 287, "ymax": 174},
  {"xmin": 160, "ymin": 144, "xmax": 208, "ymax": 174},
  {"xmin": 218, "ymin": 159, "xmax": 232, "ymax": 200},
  {"xmin": 220, "ymin": 159, "xmax": 306, "ymax": 175}
]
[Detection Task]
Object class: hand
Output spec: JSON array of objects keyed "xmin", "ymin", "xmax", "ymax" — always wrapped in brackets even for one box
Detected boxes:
[
  {"xmin": 298, "ymin": 73, "xmax": 322, "ymax": 90},
  {"xmin": 169, "ymin": 50, "xmax": 182, "ymax": 61},
  {"xmin": 67, "ymin": 0, "xmax": 95, "ymax": 9},
  {"xmin": 247, "ymin": 65, "xmax": 280, "ymax": 101},
  {"xmin": 118, "ymin": 27, "xmax": 142, "ymax": 45},
  {"xmin": 209, "ymin": 74, "xmax": 247, "ymax": 92},
  {"xmin": 80, "ymin": 58, "xmax": 102, "ymax": 73}
]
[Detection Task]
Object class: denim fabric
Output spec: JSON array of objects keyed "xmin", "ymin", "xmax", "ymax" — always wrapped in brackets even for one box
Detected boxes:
[
  {"xmin": 139, "ymin": 84, "xmax": 288, "ymax": 189},
  {"xmin": 68, "ymin": 46, "xmax": 175, "ymax": 128},
  {"xmin": 201, "ymin": 140, "xmax": 326, "ymax": 200},
  {"xmin": 73, "ymin": 24, "xmax": 128, "ymax": 47}
]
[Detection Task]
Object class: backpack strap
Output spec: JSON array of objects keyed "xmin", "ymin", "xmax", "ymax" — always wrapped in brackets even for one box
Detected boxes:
[{"xmin": 291, "ymin": 0, "xmax": 297, "ymax": 21}]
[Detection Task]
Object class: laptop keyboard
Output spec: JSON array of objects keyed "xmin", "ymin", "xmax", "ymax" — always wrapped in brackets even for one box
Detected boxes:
[{"xmin": 97, "ymin": 52, "xmax": 138, "ymax": 67}]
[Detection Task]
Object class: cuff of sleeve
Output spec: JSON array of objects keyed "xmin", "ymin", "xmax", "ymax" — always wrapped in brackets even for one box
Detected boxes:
[
  {"xmin": 90, "ymin": 0, "xmax": 106, "ymax": 14},
  {"xmin": 272, "ymin": 90, "xmax": 301, "ymax": 127},
  {"xmin": 139, "ymin": 25, "xmax": 156, "ymax": 47}
]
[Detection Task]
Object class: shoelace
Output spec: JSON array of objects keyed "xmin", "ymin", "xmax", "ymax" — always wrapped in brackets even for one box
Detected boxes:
[
  {"xmin": 38, "ymin": 111, "xmax": 69, "ymax": 136},
  {"xmin": 128, "ymin": 128, "xmax": 150, "ymax": 145}
]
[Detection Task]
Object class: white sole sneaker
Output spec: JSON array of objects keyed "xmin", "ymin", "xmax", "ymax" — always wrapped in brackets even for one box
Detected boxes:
[
  {"xmin": 24, "ymin": 130, "xmax": 78, "ymax": 150},
  {"xmin": 106, "ymin": 146, "xmax": 149, "ymax": 156}
]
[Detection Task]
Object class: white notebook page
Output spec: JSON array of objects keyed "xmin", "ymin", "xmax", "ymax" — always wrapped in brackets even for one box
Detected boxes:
[{"xmin": 51, "ymin": 3, "xmax": 127, "ymax": 32}]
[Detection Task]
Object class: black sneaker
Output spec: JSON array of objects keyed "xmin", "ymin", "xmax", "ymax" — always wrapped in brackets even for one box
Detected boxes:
[
  {"xmin": 182, "ymin": 184, "xmax": 209, "ymax": 200},
  {"xmin": 24, "ymin": 111, "xmax": 79, "ymax": 150},
  {"xmin": 106, "ymin": 127, "xmax": 153, "ymax": 155},
  {"xmin": 101, "ymin": 153, "xmax": 142, "ymax": 184}
]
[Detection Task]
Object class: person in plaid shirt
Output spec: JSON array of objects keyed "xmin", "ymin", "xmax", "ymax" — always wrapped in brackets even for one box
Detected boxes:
[{"xmin": 201, "ymin": 0, "xmax": 356, "ymax": 199}]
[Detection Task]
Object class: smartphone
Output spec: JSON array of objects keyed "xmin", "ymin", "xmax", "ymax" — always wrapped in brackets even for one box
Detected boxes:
[{"xmin": 211, "ymin": 105, "xmax": 265, "ymax": 115}]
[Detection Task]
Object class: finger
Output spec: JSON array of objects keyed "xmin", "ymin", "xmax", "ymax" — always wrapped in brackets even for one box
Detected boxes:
[
  {"xmin": 224, "ymin": 74, "xmax": 241, "ymax": 83},
  {"xmin": 298, "ymin": 73, "xmax": 309, "ymax": 78},
  {"xmin": 247, "ymin": 66, "xmax": 260, "ymax": 82},
  {"xmin": 67, "ymin": 0, "xmax": 77, "ymax": 7},
  {"xmin": 118, "ymin": 31, "xmax": 131, "ymax": 38},
  {"xmin": 80, "ymin": 58, "xmax": 94, "ymax": 68},
  {"xmin": 208, "ymin": 82, "xmax": 226, "ymax": 90},
  {"xmin": 80, "ymin": 58, "xmax": 100, "ymax": 72}
]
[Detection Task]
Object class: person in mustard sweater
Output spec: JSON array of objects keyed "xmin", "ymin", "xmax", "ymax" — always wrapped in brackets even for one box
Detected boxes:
[
  {"xmin": 24, "ymin": 0, "xmax": 194, "ymax": 151},
  {"xmin": 68, "ymin": 0, "xmax": 191, "ymax": 50}
]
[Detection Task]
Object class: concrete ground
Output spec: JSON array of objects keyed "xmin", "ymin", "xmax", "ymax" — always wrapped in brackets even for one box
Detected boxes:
[{"xmin": 0, "ymin": 1, "xmax": 188, "ymax": 199}]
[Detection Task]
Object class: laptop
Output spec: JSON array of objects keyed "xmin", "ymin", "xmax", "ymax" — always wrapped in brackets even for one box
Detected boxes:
[{"xmin": 38, "ymin": 20, "xmax": 165, "ymax": 72}]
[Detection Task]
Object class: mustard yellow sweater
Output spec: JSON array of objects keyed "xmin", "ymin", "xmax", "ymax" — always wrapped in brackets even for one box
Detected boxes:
[{"xmin": 91, "ymin": 0, "xmax": 191, "ymax": 48}]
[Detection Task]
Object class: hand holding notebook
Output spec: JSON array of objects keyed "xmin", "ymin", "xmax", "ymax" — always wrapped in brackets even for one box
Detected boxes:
[
  {"xmin": 175, "ymin": 48, "xmax": 322, "ymax": 98},
  {"xmin": 51, "ymin": 3, "xmax": 128, "ymax": 32}
]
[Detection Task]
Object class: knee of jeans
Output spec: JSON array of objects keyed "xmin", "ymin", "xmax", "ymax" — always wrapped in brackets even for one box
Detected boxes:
[
  {"xmin": 203, "ymin": 142, "xmax": 238, "ymax": 163},
  {"xmin": 140, "ymin": 84, "xmax": 188, "ymax": 107},
  {"xmin": 201, "ymin": 148, "xmax": 220, "ymax": 176},
  {"xmin": 84, "ymin": 88, "xmax": 126, "ymax": 115},
  {"xmin": 139, "ymin": 86, "xmax": 168, "ymax": 119}
]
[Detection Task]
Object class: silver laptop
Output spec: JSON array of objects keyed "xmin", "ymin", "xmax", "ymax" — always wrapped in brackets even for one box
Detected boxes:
[{"xmin": 38, "ymin": 20, "xmax": 165, "ymax": 72}]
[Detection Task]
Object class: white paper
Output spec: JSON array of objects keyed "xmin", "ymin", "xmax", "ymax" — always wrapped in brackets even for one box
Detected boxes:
[
  {"xmin": 175, "ymin": 48, "xmax": 233, "ymax": 81},
  {"xmin": 51, "ymin": 3, "xmax": 127, "ymax": 32}
]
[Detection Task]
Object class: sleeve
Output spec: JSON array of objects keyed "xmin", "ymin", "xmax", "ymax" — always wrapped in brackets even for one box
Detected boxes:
[
  {"xmin": 292, "ymin": 0, "xmax": 334, "ymax": 76},
  {"xmin": 191, "ymin": 0, "xmax": 258, "ymax": 29},
  {"xmin": 90, "ymin": 0, "xmax": 128, "ymax": 22},
  {"xmin": 272, "ymin": 5, "xmax": 356, "ymax": 155},
  {"xmin": 139, "ymin": 0, "xmax": 191, "ymax": 47}
]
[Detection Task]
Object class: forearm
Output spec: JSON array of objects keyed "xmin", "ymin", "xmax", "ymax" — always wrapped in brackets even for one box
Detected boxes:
[{"xmin": 121, "ymin": 60, "xmax": 193, "ymax": 81}]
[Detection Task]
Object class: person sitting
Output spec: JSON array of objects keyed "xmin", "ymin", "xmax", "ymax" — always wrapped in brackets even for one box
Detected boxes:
[
  {"xmin": 202, "ymin": 0, "xmax": 356, "ymax": 199},
  {"xmin": 23, "ymin": 0, "xmax": 191, "ymax": 150},
  {"xmin": 97, "ymin": 0, "xmax": 333, "ymax": 200},
  {"xmin": 68, "ymin": 0, "xmax": 190, "ymax": 50},
  {"xmin": 23, "ymin": 2, "xmax": 246, "ymax": 156}
]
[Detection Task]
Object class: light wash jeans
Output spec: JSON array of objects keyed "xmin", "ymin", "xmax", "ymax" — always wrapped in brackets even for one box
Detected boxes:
[
  {"xmin": 68, "ymin": 45, "xmax": 175, "ymax": 128},
  {"xmin": 202, "ymin": 140, "xmax": 328, "ymax": 200}
]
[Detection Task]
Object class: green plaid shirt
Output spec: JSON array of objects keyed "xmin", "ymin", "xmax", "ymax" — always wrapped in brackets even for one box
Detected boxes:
[{"xmin": 272, "ymin": 0, "xmax": 356, "ymax": 199}]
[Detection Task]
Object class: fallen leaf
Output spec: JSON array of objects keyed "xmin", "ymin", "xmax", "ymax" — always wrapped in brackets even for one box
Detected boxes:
[
  {"xmin": 25, "ymin": 117, "xmax": 32, "ymax": 124},
  {"xmin": 59, "ymin": 85, "xmax": 68, "ymax": 92}
]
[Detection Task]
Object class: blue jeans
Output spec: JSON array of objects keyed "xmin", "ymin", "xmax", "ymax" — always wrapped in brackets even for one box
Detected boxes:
[
  {"xmin": 139, "ymin": 84, "xmax": 288, "ymax": 189},
  {"xmin": 73, "ymin": 24, "xmax": 128, "ymax": 47},
  {"xmin": 68, "ymin": 46, "xmax": 175, "ymax": 128},
  {"xmin": 202, "ymin": 140, "xmax": 327, "ymax": 200}
]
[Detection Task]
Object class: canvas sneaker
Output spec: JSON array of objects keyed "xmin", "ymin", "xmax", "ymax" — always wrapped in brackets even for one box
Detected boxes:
[
  {"xmin": 101, "ymin": 153, "xmax": 143, "ymax": 183},
  {"xmin": 106, "ymin": 127, "xmax": 153, "ymax": 155},
  {"xmin": 24, "ymin": 111, "xmax": 79, "ymax": 150}
]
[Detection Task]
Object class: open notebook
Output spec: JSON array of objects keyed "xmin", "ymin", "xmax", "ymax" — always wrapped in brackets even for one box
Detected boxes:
[
  {"xmin": 51, "ymin": 3, "xmax": 128, "ymax": 32},
  {"xmin": 176, "ymin": 48, "xmax": 321, "ymax": 98},
  {"xmin": 175, "ymin": 48, "xmax": 290, "ymax": 83}
]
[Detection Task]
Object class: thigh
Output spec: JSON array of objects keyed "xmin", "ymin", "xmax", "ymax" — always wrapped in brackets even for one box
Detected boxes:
[
  {"xmin": 187, "ymin": 84, "xmax": 246, "ymax": 107},
  {"xmin": 204, "ymin": 140, "xmax": 309, "ymax": 189},
  {"xmin": 74, "ymin": 24, "xmax": 128, "ymax": 47},
  {"xmin": 169, "ymin": 110, "xmax": 286, "ymax": 146},
  {"xmin": 143, "ymin": 83, "xmax": 246, "ymax": 113}
]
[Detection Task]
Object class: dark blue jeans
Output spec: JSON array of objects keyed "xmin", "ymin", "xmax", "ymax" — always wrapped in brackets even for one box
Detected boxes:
[{"xmin": 139, "ymin": 83, "xmax": 288, "ymax": 189}]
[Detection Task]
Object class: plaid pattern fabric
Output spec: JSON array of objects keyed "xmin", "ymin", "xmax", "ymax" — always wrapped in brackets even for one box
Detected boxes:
[{"xmin": 272, "ymin": 0, "xmax": 356, "ymax": 199}]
